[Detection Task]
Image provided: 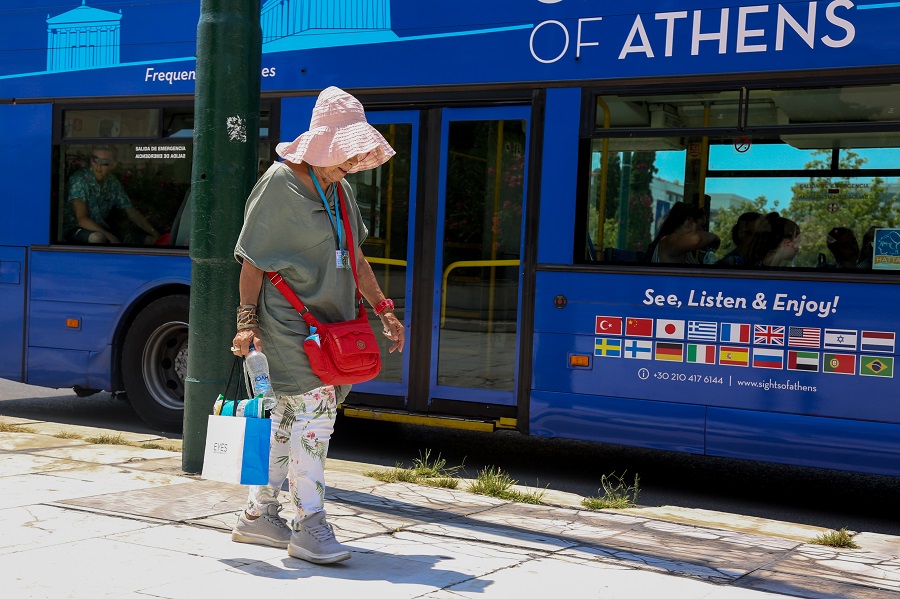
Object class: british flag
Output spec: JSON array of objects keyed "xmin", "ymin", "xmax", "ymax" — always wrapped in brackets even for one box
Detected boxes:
[{"xmin": 754, "ymin": 325, "xmax": 785, "ymax": 345}]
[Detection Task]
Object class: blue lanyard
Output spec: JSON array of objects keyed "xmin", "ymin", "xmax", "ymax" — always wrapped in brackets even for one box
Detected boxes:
[{"xmin": 309, "ymin": 169, "xmax": 343, "ymax": 251}]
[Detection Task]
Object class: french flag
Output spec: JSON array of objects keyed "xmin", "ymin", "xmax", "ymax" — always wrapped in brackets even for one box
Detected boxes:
[{"xmin": 720, "ymin": 323, "xmax": 750, "ymax": 344}]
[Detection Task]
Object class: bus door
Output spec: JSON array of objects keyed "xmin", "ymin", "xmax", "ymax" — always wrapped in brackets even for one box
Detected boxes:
[
  {"xmin": 427, "ymin": 106, "xmax": 530, "ymax": 413},
  {"xmin": 346, "ymin": 111, "xmax": 420, "ymax": 397}
]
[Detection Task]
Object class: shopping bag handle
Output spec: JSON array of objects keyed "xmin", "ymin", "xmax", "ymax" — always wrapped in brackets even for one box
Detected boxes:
[{"xmin": 223, "ymin": 356, "xmax": 246, "ymax": 404}]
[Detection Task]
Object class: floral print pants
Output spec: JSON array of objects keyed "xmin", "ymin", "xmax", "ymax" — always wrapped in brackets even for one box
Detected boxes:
[{"xmin": 245, "ymin": 385, "xmax": 337, "ymax": 531}]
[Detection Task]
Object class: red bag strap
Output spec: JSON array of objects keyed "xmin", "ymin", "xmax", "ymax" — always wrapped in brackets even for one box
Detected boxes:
[
  {"xmin": 266, "ymin": 271, "xmax": 319, "ymax": 328},
  {"xmin": 266, "ymin": 182, "xmax": 365, "ymax": 321}
]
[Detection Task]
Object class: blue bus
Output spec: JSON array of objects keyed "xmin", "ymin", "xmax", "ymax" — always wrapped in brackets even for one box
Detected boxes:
[{"xmin": 2, "ymin": 0, "xmax": 899, "ymax": 476}]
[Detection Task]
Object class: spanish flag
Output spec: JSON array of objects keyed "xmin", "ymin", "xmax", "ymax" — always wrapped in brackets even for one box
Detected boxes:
[{"xmin": 719, "ymin": 345, "xmax": 749, "ymax": 367}]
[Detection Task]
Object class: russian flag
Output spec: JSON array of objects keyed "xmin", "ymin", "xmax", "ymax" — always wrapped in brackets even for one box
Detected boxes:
[{"xmin": 752, "ymin": 348, "xmax": 784, "ymax": 370}]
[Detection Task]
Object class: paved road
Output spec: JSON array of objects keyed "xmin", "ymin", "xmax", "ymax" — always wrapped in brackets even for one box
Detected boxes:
[{"xmin": 2, "ymin": 378, "xmax": 898, "ymax": 537}]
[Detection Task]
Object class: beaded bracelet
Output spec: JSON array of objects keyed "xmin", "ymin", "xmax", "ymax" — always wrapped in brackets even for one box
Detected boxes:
[{"xmin": 237, "ymin": 305, "xmax": 259, "ymax": 330}]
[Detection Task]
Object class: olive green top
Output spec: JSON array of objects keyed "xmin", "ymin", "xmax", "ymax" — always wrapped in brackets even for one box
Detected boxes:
[{"xmin": 235, "ymin": 161, "xmax": 368, "ymax": 398}]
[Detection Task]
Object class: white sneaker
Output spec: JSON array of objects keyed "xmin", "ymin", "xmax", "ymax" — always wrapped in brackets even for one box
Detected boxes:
[
  {"xmin": 288, "ymin": 511, "xmax": 351, "ymax": 564},
  {"xmin": 231, "ymin": 503, "xmax": 291, "ymax": 549}
]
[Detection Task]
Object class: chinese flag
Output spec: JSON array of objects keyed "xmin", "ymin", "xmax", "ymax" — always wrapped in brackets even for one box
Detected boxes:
[{"xmin": 625, "ymin": 317, "xmax": 653, "ymax": 337}]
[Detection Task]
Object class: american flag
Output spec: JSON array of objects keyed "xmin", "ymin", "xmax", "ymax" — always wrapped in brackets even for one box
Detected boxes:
[
  {"xmin": 754, "ymin": 325, "xmax": 785, "ymax": 345},
  {"xmin": 788, "ymin": 326, "xmax": 820, "ymax": 348}
]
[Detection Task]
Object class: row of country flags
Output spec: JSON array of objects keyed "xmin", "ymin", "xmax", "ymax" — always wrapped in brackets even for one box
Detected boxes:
[
  {"xmin": 594, "ymin": 316, "xmax": 896, "ymax": 353},
  {"xmin": 592, "ymin": 338, "xmax": 894, "ymax": 377}
]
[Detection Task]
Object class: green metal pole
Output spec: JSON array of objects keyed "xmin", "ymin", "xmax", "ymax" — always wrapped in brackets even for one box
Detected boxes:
[{"xmin": 183, "ymin": 0, "xmax": 261, "ymax": 473}]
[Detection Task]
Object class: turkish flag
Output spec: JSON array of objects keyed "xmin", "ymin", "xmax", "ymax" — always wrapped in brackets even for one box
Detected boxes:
[{"xmin": 595, "ymin": 316, "xmax": 622, "ymax": 335}]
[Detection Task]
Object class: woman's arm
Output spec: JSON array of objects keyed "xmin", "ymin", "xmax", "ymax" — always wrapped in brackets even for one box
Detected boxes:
[
  {"xmin": 356, "ymin": 248, "xmax": 405, "ymax": 353},
  {"xmin": 232, "ymin": 260, "xmax": 264, "ymax": 356},
  {"xmin": 661, "ymin": 230, "xmax": 720, "ymax": 259}
]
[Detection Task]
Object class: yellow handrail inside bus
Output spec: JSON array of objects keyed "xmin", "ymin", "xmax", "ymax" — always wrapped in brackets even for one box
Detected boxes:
[
  {"xmin": 365, "ymin": 257, "xmax": 407, "ymax": 268},
  {"xmin": 441, "ymin": 259, "xmax": 520, "ymax": 327}
]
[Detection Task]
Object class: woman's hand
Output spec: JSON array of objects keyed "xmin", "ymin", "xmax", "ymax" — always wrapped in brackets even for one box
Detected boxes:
[
  {"xmin": 379, "ymin": 312, "xmax": 405, "ymax": 354},
  {"xmin": 232, "ymin": 327, "xmax": 261, "ymax": 356}
]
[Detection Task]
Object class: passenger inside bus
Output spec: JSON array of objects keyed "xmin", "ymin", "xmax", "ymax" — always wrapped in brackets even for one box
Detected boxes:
[
  {"xmin": 824, "ymin": 226, "xmax": 861, "ymax": 269},
  {"xmin": 63, "ymin": 146, "xmax": 160, "ymax": 245},
  {"xmin": 717, "ymin": 211, "xmax": 763, "ymax": 266},
  {"xmin": 746, "ymin": 213, "xmax": 801, "ymax": 268},
  {"xmin": 857, "ymin": 226, "xmax": 878, "ymax": 269},
  {"xmin": 646, "ymin": 201, "xmax": 720, "ymax": 264}
]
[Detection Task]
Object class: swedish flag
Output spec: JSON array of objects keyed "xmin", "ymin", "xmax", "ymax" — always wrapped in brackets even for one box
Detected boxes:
[{"xmin": 594, "ymin": 337, "xmax": 622, "ymax": 358}]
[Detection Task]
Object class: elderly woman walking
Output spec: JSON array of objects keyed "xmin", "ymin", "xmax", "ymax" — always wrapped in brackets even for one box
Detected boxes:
[{"xmin": 230, "ymin": 87, "xmax": 405, "ymax": 564}]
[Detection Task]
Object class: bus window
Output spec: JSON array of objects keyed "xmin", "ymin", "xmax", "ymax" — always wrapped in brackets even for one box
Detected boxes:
[
  {"xmin": 594, "ymin": 90, "xmax": 741, "ymax": 130},
  {"xmin": 586, "ymin": 139, "xmax": 687, "ymax": 263},
  {"xmin": 587, "ymin": 85, "xmax": 900, "ymax": 270},
  {"xmin": 64, "ymin": 108, "xmax": 159, "ymax": 139},
  {"xmin": 706, "ymin": 138, "xmax": 900, "ymax": 269},
  {"xmin": 56, "ymin": 141, "xmax": 191, "ymax": 246},
  {"xmin": 746, "ymin": 84, "xmax": 900, "ymax": 127},
  {"xmin": 55, "ymin": 106, "xmax": 273, "ymax": 247}
]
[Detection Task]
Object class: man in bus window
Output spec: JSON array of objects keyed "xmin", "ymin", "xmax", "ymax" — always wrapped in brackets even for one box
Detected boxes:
[{"xmin": 63, "ymin": 146, "xmax": 160, "ymax": 244}]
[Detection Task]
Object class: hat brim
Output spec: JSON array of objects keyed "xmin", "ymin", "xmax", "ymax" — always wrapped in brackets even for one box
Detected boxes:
[{"xmin": 276, "ymin": 121, "xmax": 395, "ymax": 172}]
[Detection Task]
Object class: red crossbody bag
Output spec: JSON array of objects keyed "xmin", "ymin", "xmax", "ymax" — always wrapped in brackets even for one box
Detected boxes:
[{"xmin": 266, "ymin": 184, "xmax": 382, "ymax": 386}]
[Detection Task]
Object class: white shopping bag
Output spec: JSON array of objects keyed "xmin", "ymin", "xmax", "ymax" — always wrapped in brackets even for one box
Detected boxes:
[{"xmin": 201, "ymin": 415, "xmax": 271, "ymax": 485}]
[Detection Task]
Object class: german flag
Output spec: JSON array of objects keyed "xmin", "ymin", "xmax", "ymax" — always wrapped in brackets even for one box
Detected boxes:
[{"xmin": 655, "ymin": 342, "xmax": 683, "ymax": 362}]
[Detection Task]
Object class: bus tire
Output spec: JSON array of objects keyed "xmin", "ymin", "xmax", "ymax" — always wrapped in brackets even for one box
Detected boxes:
[{"xmin": 122, "ymin": 295, "xmax": 189, "ymax": 431}]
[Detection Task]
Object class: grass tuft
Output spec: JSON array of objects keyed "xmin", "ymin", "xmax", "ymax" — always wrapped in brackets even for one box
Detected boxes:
[
  {"xmin": 411, "ymin": 449, "xmax": 463, "ymax": 479},
  {"xmin": 0, "ymin": 422, "xmax": 37, "ymax": 433},
  {"xmin": 85, "ymin": 433, "xmax": 130, "ymax": 445},
  {"xmin": 420, "ymin": 477, "xmax": 460, "ymax": 489},
  {"xmin": 813, "ymin": 527, "xmax": 859, "ymax": 549},
  {"xmin": 365, "ymin": 449, "xmax": 463, "ymax": 488},
  {"xmin": 140, "ymin": 442, "xmax": 180, "ymax": 451},
  {"xmin": 467, "ymin": 466, "xmax": 547, "ymax": 504},
  {"xmin": 53, "ymin": 431, "xmax": 83, "ymax": 439},
  {"xmin": 582, "ymin": 471, "xmax": 641, "ymax": 510},
  {"xmin": 365, "ymin": 462, "xmax": 419, "ymax": 483},
  {"xmin": 363, "ymin": 451, "xmax": 547, "ymax": 503}
]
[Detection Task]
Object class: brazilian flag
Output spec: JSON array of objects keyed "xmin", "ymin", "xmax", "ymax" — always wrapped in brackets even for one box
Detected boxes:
[{"xmin": 860, "ymin": 355, "xmax": 894, "ymax": 378}]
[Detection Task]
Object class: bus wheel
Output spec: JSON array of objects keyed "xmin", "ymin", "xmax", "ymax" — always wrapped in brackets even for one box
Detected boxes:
[{"xmin": 122, "ymin": 295, "xmax": 189, "ymax": 431}]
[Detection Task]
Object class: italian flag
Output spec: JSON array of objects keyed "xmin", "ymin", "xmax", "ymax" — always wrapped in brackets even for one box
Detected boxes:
[{"xmin": 687, "ymin": 344, "xmax": 716, "ymax": 364}]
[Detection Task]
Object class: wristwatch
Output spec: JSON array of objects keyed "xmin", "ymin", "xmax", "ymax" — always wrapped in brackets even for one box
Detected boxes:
[{"xmin": 374, "ymin": 298, "xmax": 394, "ymax": 315}]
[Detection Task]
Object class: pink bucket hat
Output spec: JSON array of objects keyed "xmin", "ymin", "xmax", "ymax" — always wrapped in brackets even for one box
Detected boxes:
[{"xmin": 276, "ymin": 86, "xmax": 395, "ymax": 172}]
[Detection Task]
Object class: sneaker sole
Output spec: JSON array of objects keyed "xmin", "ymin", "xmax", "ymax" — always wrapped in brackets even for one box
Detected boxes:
[
  {"xmin": 232, "ymin": 530, "xmax": 289, "ymax": 549},
  {"xmin": 288, "ymin": 543, "xmax": 351, "ymax": 564}
]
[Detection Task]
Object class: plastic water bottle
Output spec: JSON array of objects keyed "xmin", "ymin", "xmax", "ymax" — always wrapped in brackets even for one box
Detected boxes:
[
  {"xmin": 305, "ymin": 326, "xmax": 321, "ymax": 347},
  {"xmin": 245, "ymin": 344, "xmax": 277, "ymax": 412}
]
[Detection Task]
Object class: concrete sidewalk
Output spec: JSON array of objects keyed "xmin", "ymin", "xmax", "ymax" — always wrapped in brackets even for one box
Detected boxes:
[{"xmin": 1, "ymin": 415, "xmax": 899, "ymax": 598}]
